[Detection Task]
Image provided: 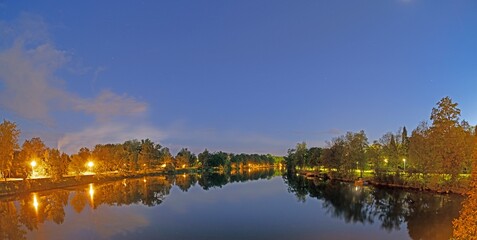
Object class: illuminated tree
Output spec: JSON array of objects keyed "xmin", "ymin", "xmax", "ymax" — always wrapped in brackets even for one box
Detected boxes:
[
  {"xmin": 0, "ymin": 120, "xmax": 20, "ymax": 180},
  {"xmin": 44, "ymin": 149, "xmax": 70, "ymax": 181},
  {"xmin": 69, "ymin": 147, "xmax": 91, "ymax": 176},
  {"xmin": 138, "ymin": 139, "xmax": 161, "ymax": 172},
  {"xmin": 17, "ymin": 137, "xmax": 47, "ymax": 178},
  {"xmin": 175, "ymin": 148, "xmax": 194, "ymax": 168},
  {"xmin": 453, "ymin": 137, "xmax": 477, "ymax": 239}
]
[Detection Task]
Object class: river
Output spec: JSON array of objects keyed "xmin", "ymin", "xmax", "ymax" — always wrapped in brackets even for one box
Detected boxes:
[{"xmin": 0, "ymin": 169, "xmax": 464, "ymax": 240}]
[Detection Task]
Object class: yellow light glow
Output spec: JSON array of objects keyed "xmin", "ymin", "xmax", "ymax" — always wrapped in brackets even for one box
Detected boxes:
[
  {"xmin": 182, "ymin": 173, "xmax": 186, "ymax": 178},
  {"xmin": 143, "ymin": 178, "xmax": 147, "ymax": 183},
  {"xmin": 89, "ymin": 183, "xmax": 94, "ymax": 200},
  {"xmin": 31, "ymin": 160, "xmax": 37, "ymax": 167},
  {"xmin": 403, "ymin": 158, "xmax": 406, "ymax": 162},
  {"xmin": 182, "ymin": 164, "xmax": 186, "ymax": 168},
  {"xmin": 384, "ymin": 159, "xmax": 388, "ymax": 163},
  {"xmin": 33, "ymin": 194, "xmax": 39, "ymax": 212},
  {"xmin": 161, "ymin": 163, "xmax": 166, "ymax": 168},
  {"xmin": 87, "ymin": 161, "xmax": 94, "ymax": 168}
]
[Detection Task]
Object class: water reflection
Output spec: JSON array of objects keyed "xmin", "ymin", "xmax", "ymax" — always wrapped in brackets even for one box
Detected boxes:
[
  {"xmin": 32, "ymin": 194, "xmax": 39, "ymax": 214},
  {"xmin": 0, "ymin": 168, "xmax": 467, "ymax": 239},
  {"xmin": 284, "ymin": 171, "xmax": 464, "ymax": 239},
  {"xmin": 0, "ymin": 168, "xmax": 279, "ymax": 239}
]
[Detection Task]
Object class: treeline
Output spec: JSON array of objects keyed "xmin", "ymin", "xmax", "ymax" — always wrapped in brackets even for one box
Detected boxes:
[
  {"xmin": 0, "ymin": 122, "xmax": 280, "ymax": 181},
  {"xmin": 286, "ymin": 97, "xmax": 476, "ymax": 188}
]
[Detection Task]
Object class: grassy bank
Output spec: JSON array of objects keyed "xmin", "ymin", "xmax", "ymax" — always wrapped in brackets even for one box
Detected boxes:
[{"xmin": 299, "ymin": 170, "xmax": 472, "ymax": 195}]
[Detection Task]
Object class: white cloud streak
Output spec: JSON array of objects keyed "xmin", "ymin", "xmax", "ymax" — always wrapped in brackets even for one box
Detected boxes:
[
  {"xmin": 57, "ymin": 122, "xmax": 165, "ymax": 154},
  {"xmin": 0, "ymin": 14, "xmax": 154, "ymax": 153}
]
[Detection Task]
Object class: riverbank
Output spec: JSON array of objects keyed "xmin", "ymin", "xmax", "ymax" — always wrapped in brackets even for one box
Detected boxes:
[
  {"xmin": 0, "ymin": 170, "xmax": 189, "ymax": 198},
  {"xmin": 298, "ymin": 170, "xmax": 471, "ymax": 195}
]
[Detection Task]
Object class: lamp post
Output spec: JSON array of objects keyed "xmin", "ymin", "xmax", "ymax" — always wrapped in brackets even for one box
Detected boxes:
[
  {"xmin": 403, "ymin": 158, "xmax": 406, "ymax": 173},
  {"xmin": 30, "ymin": 160, "xmax": 37, "ymax": 178}
]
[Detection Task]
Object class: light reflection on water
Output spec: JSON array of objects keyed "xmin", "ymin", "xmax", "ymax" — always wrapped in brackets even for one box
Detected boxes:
[{"xmin": 0, "ymin": 169, "xmax": 465, "ymax": 240}]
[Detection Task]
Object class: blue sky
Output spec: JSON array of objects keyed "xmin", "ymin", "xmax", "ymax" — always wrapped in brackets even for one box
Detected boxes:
[{"xmin": 0, "ymin": 1, "xmax": 476, "ymax": 155}]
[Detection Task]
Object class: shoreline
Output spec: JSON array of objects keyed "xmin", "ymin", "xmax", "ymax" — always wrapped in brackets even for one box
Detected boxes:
[
  {"xmin": 0, "ymin": 170, "xmax": 182, "ymax": 199},
  {"xmin": 298, "ymin": 171, "xmax": 469, "ymax": 195},
  {"xmin": 1, "ymin": 168, "xmax": 470, "ymax": 199}
]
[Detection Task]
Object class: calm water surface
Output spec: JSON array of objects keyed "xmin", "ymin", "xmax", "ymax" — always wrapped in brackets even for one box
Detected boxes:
[{"xmin": 0, "ymin": 170, "xmax": 464, "ymax": 240}]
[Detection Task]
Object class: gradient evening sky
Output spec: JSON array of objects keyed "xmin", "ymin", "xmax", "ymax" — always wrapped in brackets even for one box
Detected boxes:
[{"xmin": 0, "ymin": 1, "xmax": 476, "ymax": 155}]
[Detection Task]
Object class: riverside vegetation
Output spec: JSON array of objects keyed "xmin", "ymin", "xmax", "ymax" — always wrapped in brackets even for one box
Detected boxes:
[{"xmin": 285, "ymin": 96, "xmax": 476, "ymax": 194}]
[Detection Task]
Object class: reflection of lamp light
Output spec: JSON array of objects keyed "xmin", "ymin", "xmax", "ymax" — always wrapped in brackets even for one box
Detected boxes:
[
  {"xmin": 89, "ymin": 184, "xmax": 94, "ymax": 200},
  {"xmin": 182, "ymin": 164, "xmax": 186, "ymax": 169},
  {"xmin": 33, "ymin": 194, "xmax": 39, "ymax": 212}
]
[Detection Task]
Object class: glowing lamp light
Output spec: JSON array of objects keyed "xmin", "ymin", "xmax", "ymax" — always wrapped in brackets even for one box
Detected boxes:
[
  {"xmin": 31, "ymin": 160, "xmax": 37, "ymax": 167},
  {"xmin": 87, "ymin": 161, "xmax": 94, "ymax": 168},
  {"xmin": 182, "ymin": 164, "xmax": 186, "ymax": 168},
  {"xmin": 161, "ymin": 163, "xmax": 166, "ymax": 168}
]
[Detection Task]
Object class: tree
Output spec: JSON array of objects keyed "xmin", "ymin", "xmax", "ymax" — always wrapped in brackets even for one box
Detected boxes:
[
  {"xmin": 429, "ymin": 97, "xmax": 469, "ymax": 181},
  {"xmin": 308, "ymin": 147, "xmax": 323, "ymax": 167},
  {"xmin": 17, "ymin": 137, "xmax": 47, "ymax": 178},
  {"xmin": 409, "ymin": 122, "xmax": 436, "ymax": 175},
  {"xmin": 198, "ymin": 149, "xmax": 210, "ymax": 169},
  {"xmin": 344, "ymin": 131, "xmax": 368, "ymax": 177},
  {"xmin": 295, "ymin": 142, "xmax": 307, "ymax": 169},
  {"xmin": 452, "ymin": 135, "xmax": 477, "ymax": 239},
  {"xmin": 123, "ymin": 140, "xmax": 141, "ymax": 172},
  {"xmin": 138, "ymin": 139, "xmax": 161, "ymax": 172},
  {"xmin": 431, "ymin": 96, "xmax": 461, "ymax": 129},
  {"xmin": 69, "ymin": 147, "xmax": 91, "ymax": 176},
  {"xmin": 160, "ymin": 147, "xmax": 174, "ymax": 170},
  {"xmin": 367, "ymin": 141, "xmax": 384, "ymax": 173},
  {"xmin": 175, "ymin": 148, "xmax": 195, "ymax": 168},
  {"xmin": 321, "ymin": 137, "xmax": 345, "ymax": 173},
  {"xmin": 380, "ymin": 132, "xmax": 400, "ymax": 171},
  {"xmin": 44, "ymin": 149, "xmax": 70, "ymax": 182},
  {"xmin": 0, "ymin": 120, "xmax": 20, "ymax": 180}
]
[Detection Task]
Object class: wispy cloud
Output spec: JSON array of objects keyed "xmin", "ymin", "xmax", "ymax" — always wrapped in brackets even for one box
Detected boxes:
[
  {"xmin": 58, "ymin": 121, "xmax": 165, "ymax": 154},
  {"xmin": 0, "ymin": 14, "xmax": 148, "ymax": 125},
  {"xmin": 0, "ymin": 14, "xmax": 155, "ymax": 153},
  {"xmin": 72, "ymin": 90, "xmax": 147, "ymax": 121}
]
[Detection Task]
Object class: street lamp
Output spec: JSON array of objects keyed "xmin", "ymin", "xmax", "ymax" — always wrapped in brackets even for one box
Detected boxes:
[
  {"xmin": 403, "ymin": 158, "xmax": 406, "ymax": 173},
  {"xmin": 30, "ymin": 160, "xmax": 37, "ymax": 178},
  {"xmin": 384, "ymin": 158, "xmax": 388, "ymax": 164},
  {"xmin": 87, "ymin": 161, "xmax": 94, "ymax": 173}
]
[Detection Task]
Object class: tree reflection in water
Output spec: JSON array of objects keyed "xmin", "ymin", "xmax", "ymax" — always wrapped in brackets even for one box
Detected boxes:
[
  {"xmin": 0, "ymin": 168, "xmax": 278, "ymax": 238},
  {"xmin": 284, "ymin": 171, "xmax": 464, "ymax": 240},
  {"xmin": 0, "ymin": 168, "xmax": 462, "ymax": 240}
]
